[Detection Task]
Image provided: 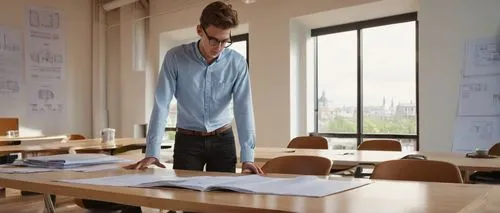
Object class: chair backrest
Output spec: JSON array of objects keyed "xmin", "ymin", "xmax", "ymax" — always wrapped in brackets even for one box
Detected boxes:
[
  {"xmin": 287, "ymin": 136, "xmax": 328, "ymax": 149},
  {"xmin": 68, "ymin": 134, "xmax": 86, "ymax": 141},
  {"xmin": 261, "ymin": 155, "xmax": 332, "ymax": 176},
  {"xmin": 489, "ymin": 143, "xmax": 500, "ymax": 156},
  {"xmin": 371, "ymin": 159, "xmax": 463, "ymax": 183},
  {"xmin": 358, "ymin": 139, "xmax": 402, "ymax": 151},
  {"xmin": 0, "ymin": 118, "xmax": 19, "ymax": 136}
]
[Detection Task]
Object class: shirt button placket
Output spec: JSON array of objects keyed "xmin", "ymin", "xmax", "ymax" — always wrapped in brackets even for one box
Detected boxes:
[{"xmin": 204, "ymin": 66, "xmax": 211, "ymax": 127}]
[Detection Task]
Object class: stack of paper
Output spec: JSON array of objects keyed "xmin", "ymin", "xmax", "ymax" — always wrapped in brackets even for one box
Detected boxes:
[
  {"xmin": 0, "ymin": 163, "xmax": 124, "ymax": 174},
  {"xmin": 15, "ymin": 154, "xmax": 130, "ymax": 169},
  {"xmin": 60, "ymin": 174, "xmax": 371, "ymax": 198}
]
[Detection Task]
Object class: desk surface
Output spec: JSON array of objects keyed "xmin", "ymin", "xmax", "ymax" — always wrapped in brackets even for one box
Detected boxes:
[
  {"xmin": 422, "ymin": 151, "xmax": 500, "ymax": 171},
  {"xmin": 253, "ymin": 147, "xmax": 411, "ymax": 165},
  {"xmin": 0, "ymin": 138, "xmax": 173, "ymax": 155},
  {"xmin": 253, "ymin": 147, "xmax": 500, "ymax": 172},
  {"xmin": 0, "ymin": 168, "xmax": 497, "ymax": 213},
  {"xmin": 0, "ymin": 135, "xmax": 67, "ymax": 143}
]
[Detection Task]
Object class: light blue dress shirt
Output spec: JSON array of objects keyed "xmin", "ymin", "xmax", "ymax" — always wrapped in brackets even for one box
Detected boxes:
[{"xmin": 145, "ymin": 41, "xmax": 256, "ymax": 163}]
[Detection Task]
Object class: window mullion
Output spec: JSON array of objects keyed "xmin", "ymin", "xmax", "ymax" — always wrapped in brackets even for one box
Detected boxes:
[{"xmin": 356, "ymin": 29, "xmax": 363, "ymax": 145}]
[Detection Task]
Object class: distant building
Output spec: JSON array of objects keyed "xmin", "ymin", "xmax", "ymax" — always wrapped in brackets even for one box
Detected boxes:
[{"xmin": 395, "ymin": 102, "xmax": 416, "ymax": 117}]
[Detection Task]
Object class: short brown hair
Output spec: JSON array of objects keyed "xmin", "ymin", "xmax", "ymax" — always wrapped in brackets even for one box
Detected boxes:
[{"xmin": 200, "ymin": 1, "xmax": 239, "ymax": 29}]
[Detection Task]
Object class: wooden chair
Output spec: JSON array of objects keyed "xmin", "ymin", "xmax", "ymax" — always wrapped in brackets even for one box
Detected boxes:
[
  {"xmin": 0, "ymin": 118, "xmax": 18, "ymax": 137},
  {"xmin": 371, "ymin": 159, "xmax": 463, "ymax": 183},
  {"xmin": 0, "ymin": 118, "xmax": 20, "ymax": 166},
  {"xmin": 68, "ymin": 134, "xmax": 86, "ymax": 141},
  {"xmin": 358, "ymin": 139, "xmax": 402, "ymax": 151},
  {"xmin": 488, "ymin": 143, "xmax": 500, "ymax": 156},
  {"xmin": 261, "ymin": 155, "xmax": 332, "ymax": 176},
  {"xmin": 351, "ymin": 139, "xmax": 402, "ymax": 177},
  {"xmin": 287, "ymin": 136, "xmax": 328, "ymax": 149}
]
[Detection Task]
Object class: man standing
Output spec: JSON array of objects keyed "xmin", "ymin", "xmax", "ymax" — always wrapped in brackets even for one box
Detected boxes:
[{"xmin": 127, "ymin": 1, "xmax": 262, "ymax": 175}]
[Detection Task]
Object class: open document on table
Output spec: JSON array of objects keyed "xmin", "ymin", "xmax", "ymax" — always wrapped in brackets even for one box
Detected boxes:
[{"xmin": 59, "ymin": 174, "xmax": 371, "ymax": 197}]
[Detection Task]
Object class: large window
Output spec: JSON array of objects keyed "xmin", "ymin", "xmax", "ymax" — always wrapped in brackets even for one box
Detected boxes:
[
  {"xmin": 312, "ymin": 13, "xmax": 418, "ymax": 151},
  {"xmin": 164, "ymin": 34, "xmax": 249, "ymax": 139}
]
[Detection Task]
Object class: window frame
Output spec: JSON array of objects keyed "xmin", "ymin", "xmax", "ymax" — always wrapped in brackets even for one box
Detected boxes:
[
  {"xmin": 310, "ymin": 13, "xmax": 420, "ymax": 150},
  {"xmin": 230, "ymin": 33, "xmax": 250, "ymax": 66}
]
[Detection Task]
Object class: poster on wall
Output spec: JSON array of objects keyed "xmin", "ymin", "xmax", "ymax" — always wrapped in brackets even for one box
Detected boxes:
[
  {"xmin": 453, "ymin": 36, "xmax": 500, "ymax": 153},
  {"xmin": 0, "ymin": 27, "xmax": 23, "ymax": 101},
  {"xmin": 25, "ymin": 6, "xmax": 65, "ymax": 116},
  {"xmin": 463, "ymin": 37, "xmax": 500, "ymax": 77}
]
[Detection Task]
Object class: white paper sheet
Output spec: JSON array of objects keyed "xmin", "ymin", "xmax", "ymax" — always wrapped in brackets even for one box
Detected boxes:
[
  {"xmin": 25, "ymin": 6, "xmax": 64, "ymax": 81},
  {"xmin": 59, "ymin": 174, "xmax": 371, "ymax": 198},
  {"xmin": 16, "ymin": 154, "xmax": 131, "ymax": 169},
  {"xmin": 26, "ymin": 82, "xmax": 65, "ymax": 115},
  {"xmin": 65, "ymin": 164, "xmax": 123, "ymax": 172},
  {"xmin": 464, "ymin": 37, "xmax": 500, "ymax": 77},
  {"xmin": 453, "ymin": 116, "xmax": 500, "ymax": 152},
  {"xmin": 0, "ymin": 27, "xmax": 23, "ymax": 102},
  {"xmin": 60, "ymin": 174, "xmax": 191, "ymax": 187},
  {"xmin": 453, "ymin": 37, "xmax": 500, "ymax": 152},
  {"xmin": 0, "ymin": 165, "xmax": 55, "ymax": 174},
  {"xmin": 458, "ymin": 75, "xmax": 500, "ymax": 116},
  {"xmin": 25, "ymin": 6, "xmax": 66, "ymax": 116}
]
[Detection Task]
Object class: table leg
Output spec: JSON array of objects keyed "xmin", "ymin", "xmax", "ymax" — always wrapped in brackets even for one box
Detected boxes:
[
  {"xmin": 43, "ymin": 194, "xmax": 56, "ymax": 213},
  {"xmin": 462, "ymin": 170, "xmax": 471, "ymax": 183}
]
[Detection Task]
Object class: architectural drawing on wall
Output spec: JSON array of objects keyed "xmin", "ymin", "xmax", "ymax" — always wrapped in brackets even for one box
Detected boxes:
[
  {"xmin": 453, "ymin": 116, "xmax": 500, "ymax": 152},
  {"xmin": 458, "ymin": 75, "xmax": 500, "ymax": 116},
  {"xmin": 37, "ymin": 88, "xmax": 54, "ymax": 101},
  {"xmin": 27, "ymin": 82, "xmax": 65, "ymax": 115},
  {"xmin": 29, "ymin": 48, "xmax": 63, "ymax": 64},
  {"xmin": 464, "ymin": 37, "xmax": 500, "ymax": 76},
  {"xmin": 473, "ymin": 40, "xmax": 500, "ymax": 66},
  {"xmin": 454, "ymin": 36, "xmax": 500, "ymax": 152},
  {"xmin": 0, "ymin": 80, "xmax": 20, "ymax": 94},
  {"xmin": 26, "ymin": 6, "xmax": 65, "ymax": 81},
  {"xmin": 494, "ymin": 94, "xmax": 500, "ymax": 105},
  {"xmin": 29, "ymin": 8, "xmax": 60, "ymax": 29},
  {"xmin": 0, "ymin": 33, "xmax": 21, "ymax": 52},
  {"xmin": 467, "ymin": 120, "xmax": 493, "ymax": 140},
  {"xmin": 0, "ymin": 27, "xmax": 22, "ymax": 100},
  {"xmin": 461, "ymin": 82, "xmax": 488, "ymax": 98}
]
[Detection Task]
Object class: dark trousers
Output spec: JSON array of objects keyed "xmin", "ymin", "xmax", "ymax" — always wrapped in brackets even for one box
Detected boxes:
[
  {"xmin": 173, "ymin": 128, "xmax": 237, "ymax": 173},
  {"xmin": 171, "ymin": 128, "xmax": 236, "ymax": 213}
]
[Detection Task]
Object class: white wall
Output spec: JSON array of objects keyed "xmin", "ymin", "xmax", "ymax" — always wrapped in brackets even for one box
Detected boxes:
[
  {"xmin": 110, "ymin": 0, "xmax": 500, "ymax": 151},
  {"xmin": 0, "ymin": 0, "xmax": 92, "ymax": 137},
  {"xmin": 419, "ymin": 0, "xmax": 500, "ymax": 151},
  {"xmin": 106, "ymin": 10, "xmax": 122, "ymax": 137}
]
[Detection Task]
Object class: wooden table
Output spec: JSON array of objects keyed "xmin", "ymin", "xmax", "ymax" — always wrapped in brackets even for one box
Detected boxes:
[
  {"xmin": 253, "ymin": 147, "xmax": 412, "ymax": 166},
  {"xmin": 422, "ymin": 151, "xmax": 500, "ymax": 172},
  {"xmin": 0, "ymin": 138, "xmax": 173, "ymax": 156},
  {"xmin": 0, "ymin": 168, "xmax": 498, "ymax": 213},
  {"xmin": 252, "ymin": 148, "xmax": 500, "ymax": 174},
  {"xmin": 0, "ymin": 135, "xmax": 68, "ymax": 145}
]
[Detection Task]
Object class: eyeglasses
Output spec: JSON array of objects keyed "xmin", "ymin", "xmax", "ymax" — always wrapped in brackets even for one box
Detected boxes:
[{"xmin": 202, "ymin": 27, "xmax": 233, "ymax": 48}]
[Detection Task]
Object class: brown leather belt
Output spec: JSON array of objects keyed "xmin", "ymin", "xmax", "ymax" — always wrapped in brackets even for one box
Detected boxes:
[{"xmin": 176, "ymin": 124, "xmax": 232, "ymax": 136}]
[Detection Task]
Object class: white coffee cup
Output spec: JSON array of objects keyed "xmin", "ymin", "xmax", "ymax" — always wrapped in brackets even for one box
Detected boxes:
[
  {"xmin": 475, "ymin": 148, "xmax": 488, "ymax": 157},
  {"xmin": 6, "ymin": 130, "xmax": 19, "ymax": 137},
  {"xmin": 101, "ymin": 128, "xmax": 116, "ymax": 143}
]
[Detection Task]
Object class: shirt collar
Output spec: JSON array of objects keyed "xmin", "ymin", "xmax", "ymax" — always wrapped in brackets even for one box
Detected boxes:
[{"xmin": 193, "ymin": 40, "xmax": 225, "ymax": 64}]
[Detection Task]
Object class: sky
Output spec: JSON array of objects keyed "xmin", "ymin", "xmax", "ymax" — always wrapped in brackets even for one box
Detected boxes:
[{"xmin": 317, "ymin": 21, "xmax": 416, "ymax": 108}]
